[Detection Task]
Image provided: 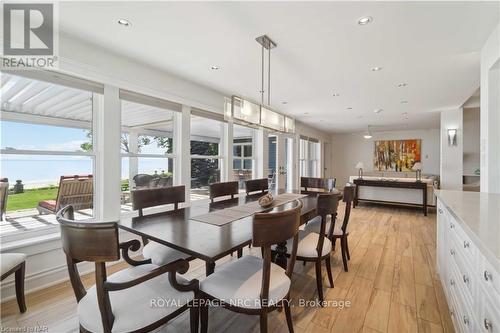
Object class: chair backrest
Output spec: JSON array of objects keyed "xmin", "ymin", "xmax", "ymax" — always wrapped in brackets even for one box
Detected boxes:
[
  {"xmin": 57, "ymin": 205, "xmax": 120, "ymax": 332},
  {"xmin": 209, "ymin": 181, "xmax": 238, "ymax": 202},
  {"xmin": 55, "ymin": 175, "xmax": 93, "ymax": 212},
  {"xmin": 300, "ymin": 177, "xmax": 336, "ymax": 193},
  {"xmin": 0, "ymin": 180, "xmax": 8, "ymax": 218},
  {"xmin": 133, "ymin": 174, "xmax": 155, "ymax": 188},
  {"xmin": 131, "ymin": 185, "xmax": 185, "ymax": 217},
  {"xmin": 252, "ymin": 200, "xmax": 302, "ymax": 305},
  {"xmin": 340, "ymin": 185, "xmax": 355, "ymax": 233},
  {"xmin": 315, "ymin": 193, "xmax": 339, "ymax": 255},
  {"xmin": 245, "ymin": 178, "xmax": 268, "ymax": 195}
]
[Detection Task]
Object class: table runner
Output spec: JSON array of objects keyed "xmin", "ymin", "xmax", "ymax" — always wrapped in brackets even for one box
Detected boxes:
[{"xmin": 191, "ymin": 193, "xmax": 307, "ymax": 226}]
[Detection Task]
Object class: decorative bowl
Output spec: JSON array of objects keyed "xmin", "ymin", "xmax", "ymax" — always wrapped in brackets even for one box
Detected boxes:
[{"xmin": 258, "ymin": 193, "xmax": 274, "ymax": 208}]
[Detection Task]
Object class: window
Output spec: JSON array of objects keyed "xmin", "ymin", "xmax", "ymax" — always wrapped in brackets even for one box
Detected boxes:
[
  {"xmin": 299, "ymin": 137, "xmax": 320, "ymax": 177},
  {"xmin": 268, "ymin": 135, "xmax": 277, "ymax": 186},
  {"xmin": 119, "ymin": 92, "xmax": 178, "ymax": 213},
  {"xmin": 190, "ymin": 112, "xmax": 225, "ymax": 200},
  {"xmin": 233, "ymin": 124, "xmax": 255, "ymax": 189},
  {"xmin": 0, "ymin": 72, "xmax": 99, "ymax": 235}
]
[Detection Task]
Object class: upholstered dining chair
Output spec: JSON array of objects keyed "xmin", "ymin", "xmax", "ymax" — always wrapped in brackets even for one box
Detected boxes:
[
  {"xmin": 209, "ymin": 181, "xmax": 239, "ymax": 203},
  {"xmin": 199, "ymin": 200, "xmax": 303, "ymax": 333},
  {"xmin": 0, "ymin": 252, "xmax": 27, "ymax": 313},
  {"xmin": 277, "ymin": 193, "xmax": 338, "ymax": 303},
  {"xmin": 130, "ymin": 185, "xmax": 192, "ymax": 266},
  {"xmin": 245, "ymin": 178, "xmax": 268, "ymax": 196},
  {"xmin": 331, "ymin": 185, "xmax": 355, "ymax": 272},
  {"xmin": 56, "ymin": 205, "xmax": 199, "ymax": 333}
]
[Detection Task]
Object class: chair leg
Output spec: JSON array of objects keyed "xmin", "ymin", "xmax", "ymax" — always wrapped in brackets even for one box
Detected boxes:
[
  {"xmin": 341, "ymin": 237, "xmax": 349, "ymax": 272},
  {"xmin": 345, "ymin": 236, "xmax": 351, "ymax": 260},
  {"xmin": 237, "ymin": 248, "xmax": 243, "ymax": 258},
  {"xmin": 189, "ymin": 305, "xmax": 199, "ymax": 333},
  {"xmin": 15, "ymin": 262, "xmax": 27, "ymax": 313},
  {"xmin": 284, "ymin": 299, "xmax": 294, "ymax": 333},
  {"xmin": 200, "ymin": 301, "xmax": 209, "ymax": 333},
  {"xmin": 332, "ymin": 238, "xmax": 337, "ymax": 251},
  {"xmin": 260, "ymin": 312, "xmax": 268, "ymax": 333},
  {"xmin": 325, "ymin": 256, "xmax": 334, "ymax": 288},
  {"xmin": 315, "ymin": 260, "xmax": 324, "ymax": 304},
  {"xmin": 302, "ymin": 260, "xmax": 306, "ymax": 266}
]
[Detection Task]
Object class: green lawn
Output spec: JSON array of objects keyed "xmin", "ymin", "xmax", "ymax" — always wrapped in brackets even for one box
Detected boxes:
[{"xmin": 6, "ymin": 187, "xmax": 58, "ymax": 212}]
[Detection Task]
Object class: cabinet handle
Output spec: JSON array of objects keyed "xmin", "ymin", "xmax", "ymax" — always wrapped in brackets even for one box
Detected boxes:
[
  {"xmin": 484, "ymin": 318, "xmax": 493, "ymax": 330},
  {"xmin": 484, "ymin": 270, "xmax": 493, "ymax": 281},
  {"xmin": 450, "ymin": 223, "xmax": 455, "ymax": 229},
  {"xmin": 450, "ymin": 279, "xmax": 455, "ymax": 286},
  {"xmin": 450, "ymin": 249, "xmax": 455, "ymax": 256},
  {"xmin": 463, "ymin": 241, "xmax": 470, "ymax": 248},
  {"xmin": 463, "ymin": 275, "xmax": 469, "ymax": 284},
  {"xmin": 463, "ymin": 315, "xmax": 469, "ymax": 326}
]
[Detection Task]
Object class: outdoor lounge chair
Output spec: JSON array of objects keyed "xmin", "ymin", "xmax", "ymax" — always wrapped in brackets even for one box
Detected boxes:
[{"xmin": 37, "ymin": 175, "xmax": 93, "ymax": 215}]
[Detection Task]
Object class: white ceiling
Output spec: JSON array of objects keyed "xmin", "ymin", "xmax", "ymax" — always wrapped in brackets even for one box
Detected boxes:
[{"xmin": 58, "ymin": 1, "xmax": 499, "ymax": 133}]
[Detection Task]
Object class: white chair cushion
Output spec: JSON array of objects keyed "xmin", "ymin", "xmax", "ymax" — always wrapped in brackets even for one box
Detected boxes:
[
  {"xmin": 273, "ymin": 231, "xmax": 332, "ymax": 258},
  {"xmin": 1, "ymin": 253, "xmax": 26, "ymax": 276},
  {"xmin": 143, "ymin": 241, "xmax": 190, "ymax": 266},
  {"xmin": 332, "ymin": 226, "xmax": 348, "ymax": 236},
  {"xmin": 200, "ymin": 255, "xmax": 290, "ymax": 309},
  {"xmin": 78, "ymin": 264, "xmax": 193, "ymax": 333}
]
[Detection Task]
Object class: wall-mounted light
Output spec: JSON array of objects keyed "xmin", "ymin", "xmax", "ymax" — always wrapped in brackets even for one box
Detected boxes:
[{"xmin": 447, "ymin": 128, "xmax": 458, "ymax": 146}]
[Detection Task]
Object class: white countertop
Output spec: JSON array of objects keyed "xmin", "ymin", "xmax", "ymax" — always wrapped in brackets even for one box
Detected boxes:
[{"xmin": 435, "ymin": 190, "xmax": 500, "ymax": 270}]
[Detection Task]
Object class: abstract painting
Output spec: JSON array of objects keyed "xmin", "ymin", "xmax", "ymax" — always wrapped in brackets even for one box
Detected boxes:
[{"xmin": 374, "ymin": 139, "xmax": 421, "ymax": 171}]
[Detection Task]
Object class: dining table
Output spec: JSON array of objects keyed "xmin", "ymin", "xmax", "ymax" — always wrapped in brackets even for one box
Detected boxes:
[{"xmin": 119, "ymin": 189, "xmax": 342, "ymax": 275}]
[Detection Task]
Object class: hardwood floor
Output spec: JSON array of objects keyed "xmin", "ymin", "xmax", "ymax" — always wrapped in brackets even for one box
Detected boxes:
[{"xmin": 0, "ymin": 203, "xmax": 454, "ymax": 333}]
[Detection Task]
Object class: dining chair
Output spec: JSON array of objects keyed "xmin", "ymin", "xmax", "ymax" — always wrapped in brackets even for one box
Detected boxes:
[
  {"xmin": 300, "ymin": 177, "xmax": 336, "ymax": 194},
  {"xmin": 245, "ymin": 178, "xmax": 269, "ymax": 196},
  {"xmin": 332, "ymin": 185, "xmax": 355, "ymax": 272},
  {"xmin": 199, "ymin": 200, "xmax": 303, "ymax": 333},
  {"xmin": 0, "ymin": 252, "xmax": 27, "ymax": 313},
  {"xmin": 56, "ymin": 205, "xmax": 199, "ymax": 333},
  {"xmin": 209, "ymin": 181, "xmax": 239, "ymax": 203},
  {"xmin": 279, "ymin": 193, "xmax": 338, "ymax": 303},
  {"xmin": 131, "ymin": 185, "xmax": 192, "ymax": 266}
]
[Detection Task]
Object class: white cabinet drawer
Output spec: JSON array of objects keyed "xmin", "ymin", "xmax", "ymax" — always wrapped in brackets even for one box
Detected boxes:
[
  {"xmin": 479, "ymin": 291, "xmax": 500, "ymax": 333},
  {"xmin": 479, "ymin": 257, "xmax": 500, "ymax": 309}
]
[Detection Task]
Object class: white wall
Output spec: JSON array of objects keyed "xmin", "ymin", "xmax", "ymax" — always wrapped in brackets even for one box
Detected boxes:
[
  {"xmin": 480, "ymin": 23, "xmax": 500, "ymax": 193},
  {"xmin": 440, "ymin": 108, "xmax": 464, "ymax": 190},
  {"xmin": 331, "ymin": 128, "xmax": 440, "ymax": 186},
  {"xmin": 463, "ymin": 107, "xmax": 480, "ymax": 175}
]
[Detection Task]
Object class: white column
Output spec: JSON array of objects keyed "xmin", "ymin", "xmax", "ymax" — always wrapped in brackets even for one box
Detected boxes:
[
  {"xmin": 128, "ymin": 131, "xmax": 138, "ymax": 190},
  {"xmin": 480, "ymin": 23, "xmax": 500, "ymax": 193},
  {"xmin": 94, "ymin": 86, "xmax": 121, "ymax": 221},
  {"xmin": 440, "ymin": 108, "xmax": 463, "ymax": 190},
  {"xmin": 222, "ymin": 120, "xmax": 233, "ymax": 182},
  {"xmin": 255, "ymin": 128, "xmax": 269, "ymax": 179},
  {"xmin": 174, "ymin": 105, "xmax": 191, "ymax": 204}
]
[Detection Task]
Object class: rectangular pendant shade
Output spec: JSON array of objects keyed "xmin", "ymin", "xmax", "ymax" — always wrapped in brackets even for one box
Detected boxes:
[{"xmin": 227, "ymin": 95, "xmax": 294, "ymax": 134}]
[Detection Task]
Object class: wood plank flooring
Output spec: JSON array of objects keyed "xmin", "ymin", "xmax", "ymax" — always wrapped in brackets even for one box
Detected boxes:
[{"xmin": 0, "ymin": 203, "xmax": 454, "ymax": 333}]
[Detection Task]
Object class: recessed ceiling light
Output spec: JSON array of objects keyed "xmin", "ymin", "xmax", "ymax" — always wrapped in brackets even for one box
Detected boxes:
[
  {"xmin": 371, "ymin": 67, "xmax": 382, "ymax": 72},
  {"xmin": 401, "ymin": 100, "xmax": 408, "ymax": 104},
  {"xmin": 398, "ymin": 83, "xmax": 408, "ymax": 88},
  {"xmin": 211, "ymin": 65, "xmax": 220, "ymax": 70},
  {"xmin": 118, "ymin": 18, "xmax": 131, "ymax": 27},
  {"xmin": 347, "ymin": 107, "xmax": 353, "ymax": 110},
  {"xmin": 374, "ymin": 108, "xmax": 383, "ymax": 114},
  {"xmin": 304, "ymin": 112, "xmax": 309, "ymax": 115},
  {"xmin": 282, "ymin": 101, "xmax": 288, "ymax": 105},
  {"xmin": 358, "ymin": 16, "xmax": 373, "ymax": 25},
  {"xmin": 332, "ymin": 93, "xmax": 340, "ymax": 97}
]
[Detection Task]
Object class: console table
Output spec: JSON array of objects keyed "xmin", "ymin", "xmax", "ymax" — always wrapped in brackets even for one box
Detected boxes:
[{"xmin": 353, "ymin": 178, "xmax": 428, "ymax": 215}]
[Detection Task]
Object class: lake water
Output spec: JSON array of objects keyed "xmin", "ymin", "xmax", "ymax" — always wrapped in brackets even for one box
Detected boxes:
[{"xmin": 0, "ymin": 158, "xmax": 172, "ymax": 188}]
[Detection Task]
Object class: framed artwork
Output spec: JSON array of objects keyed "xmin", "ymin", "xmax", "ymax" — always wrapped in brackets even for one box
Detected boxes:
[{"xmin": 374, "ymin": 139, "xmax": 421, "ymax": 171}]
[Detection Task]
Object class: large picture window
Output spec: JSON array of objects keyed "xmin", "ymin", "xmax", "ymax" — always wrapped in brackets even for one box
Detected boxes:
[
  {"xmin": 119, "ymin": 91, "xmax": 178, "ymax": 214},
  {"xmin": 233, "ymin": 124, "xmax": 255, "ymax": 189},
  {"xmin": 299, "ymin": 136, "xmax": 320, "ymax": 177},
  {"xmin": 0, "ymin": 72, "xmax": 100, "ymax": 235}
]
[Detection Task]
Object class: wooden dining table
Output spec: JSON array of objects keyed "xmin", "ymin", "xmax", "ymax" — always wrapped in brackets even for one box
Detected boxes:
[{"xmin": 119, "ymin": 189, "xmax": 342, "ymax": 275}]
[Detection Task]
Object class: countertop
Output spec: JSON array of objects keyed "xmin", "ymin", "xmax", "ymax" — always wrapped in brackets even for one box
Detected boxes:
[{"xmin": 435, "ymin": 190, "xmax": 500, "ymax": 271}]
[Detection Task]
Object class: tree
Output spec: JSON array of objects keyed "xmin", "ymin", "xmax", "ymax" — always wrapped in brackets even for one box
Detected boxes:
[{"xmin": 80, "ymin": 131, "xmax": 171, "ymax": 154}]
